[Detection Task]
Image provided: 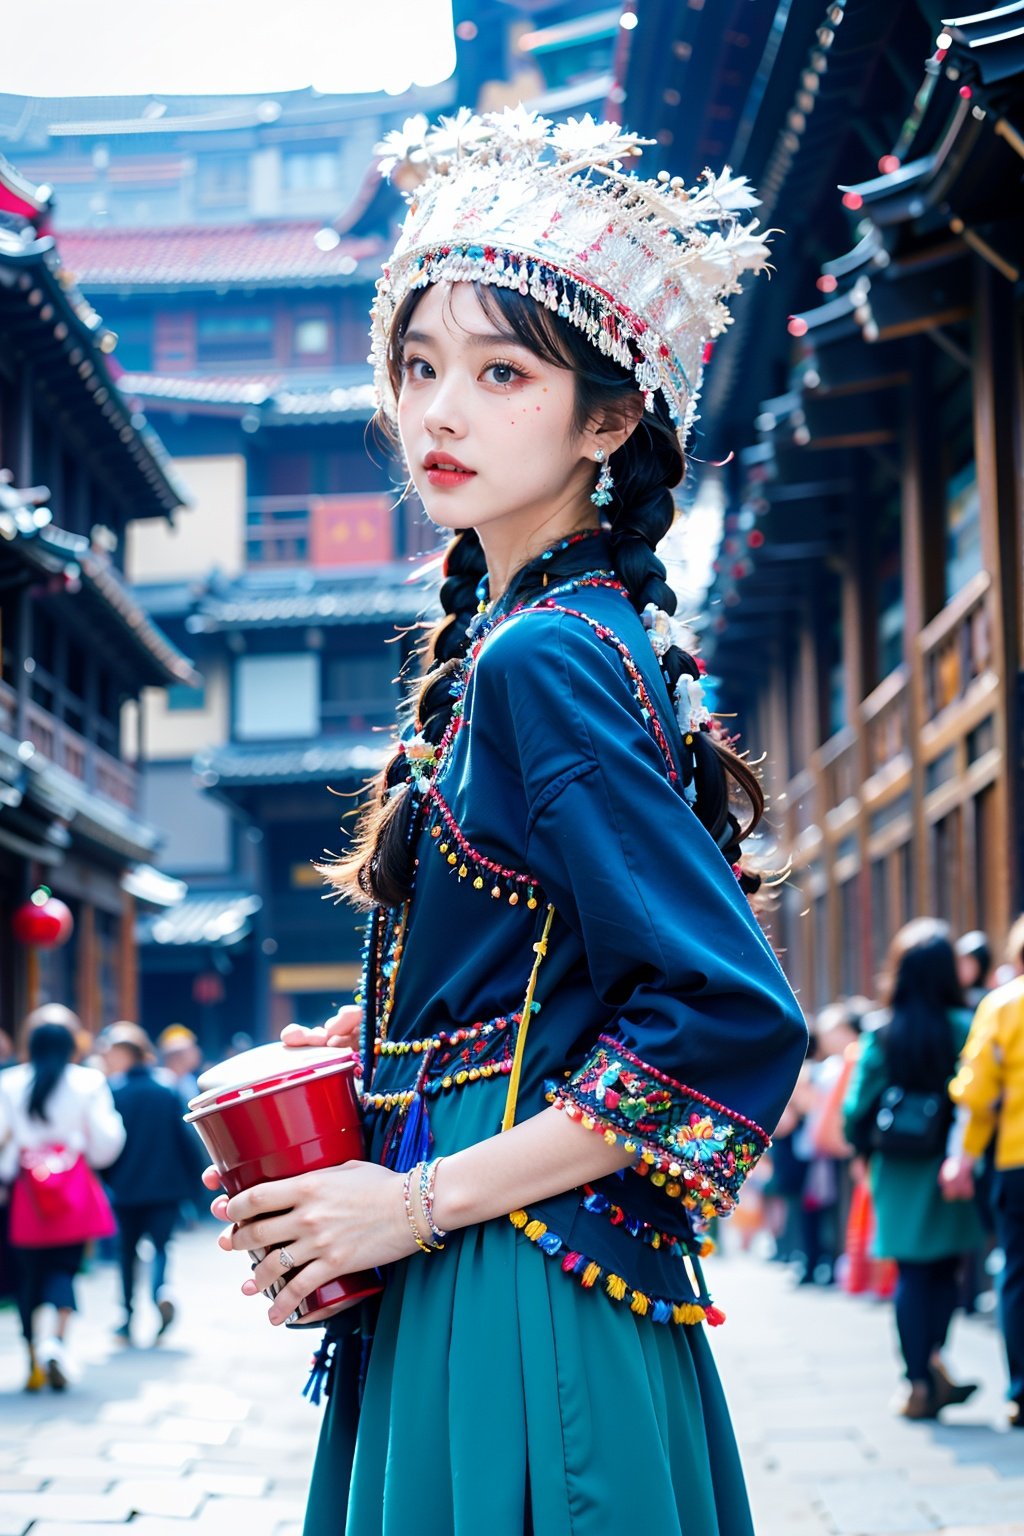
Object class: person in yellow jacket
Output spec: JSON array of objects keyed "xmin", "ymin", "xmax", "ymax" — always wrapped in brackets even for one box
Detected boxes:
[{"xmin": 943, "ymin": 916, "xmax": 1024, "ymax": 1428}]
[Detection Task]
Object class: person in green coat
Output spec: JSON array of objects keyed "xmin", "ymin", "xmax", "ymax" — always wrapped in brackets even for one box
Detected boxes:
[{"xmin": 844, "ymin": 919, "xmax": 984, "ymax": 1419}]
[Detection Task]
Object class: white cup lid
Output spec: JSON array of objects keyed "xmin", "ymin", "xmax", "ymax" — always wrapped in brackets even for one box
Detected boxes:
[{"xmin": 194, "ymin": 1040, "xmax": 355, "ymax": 1099}]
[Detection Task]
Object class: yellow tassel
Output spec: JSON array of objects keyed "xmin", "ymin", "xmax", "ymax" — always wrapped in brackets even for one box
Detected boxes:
[
  {"xmin": 509, "ymin": 1210, "xmax": 528, "ymax": 1229},
  {"xmin": 603, "ymin": 1129, "xmax": 618, "ymax": 1146},
  {"xmin": 651, "ymin": 1171, "xmax": 667, "ymax": 1187},
  {"xmin": 674, "ymin": 1303, "xmax": 706, "ymax": 1326},
  {"xmin": 700, "ymin": 1238, "xmax": 716, "ymax": 1258},
  {"xmin": 605, "ymin": 1273, "xmax": 627, "ymax": 1301},
  {"xmin": 630, "ymin": 1290, "xmax": 650, "ymax": 1316},
  {"xmin": 581, "ymin": 1262, "xmax": 601, "ymax": 1289},
  {"xmin": 701, "ymin": 1201, "xmax": 718, "ymax": 1220},
  {"xmin": 524, "ymin": 1220, "xmax": 547, "ymax": 1242}
]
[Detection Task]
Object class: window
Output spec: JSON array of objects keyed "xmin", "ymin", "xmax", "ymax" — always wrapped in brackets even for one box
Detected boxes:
[
  {"xmin": 945, "ymin": 463, "xmax": 982, "ymax": 599},
  {"xmin": 197, "ymin": 156, "xmax": 249, "ymax": 208},
  {"xmin": 196, "ymin": 312, "xmax": 274, "ymax": 365},
  {"xmin": 324, "ymin": 652, "xmax": 396, "ymax": 729},
  {"xmin": 166, "ymin": 682, "xmax": 206, "ymax": 711},
  {"xmin": 235, "ymin": 653, "xmax": 320, "ymax": 741},
  {"xmin": 112, "ymin": 313, "xmax": 152, "ymax": 372},
  {"xmin": 282, "ymin": 151, "xmax": 339, "ymax": 192},
  {"xmin": 294, "ymin": 317, "xmax": 330, "ymax": 357}
]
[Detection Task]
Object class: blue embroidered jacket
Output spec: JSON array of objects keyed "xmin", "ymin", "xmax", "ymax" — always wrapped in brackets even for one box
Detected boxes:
[{"xmin": 359, "ymin": 546, "xmax": 807, "ymax": 1320}]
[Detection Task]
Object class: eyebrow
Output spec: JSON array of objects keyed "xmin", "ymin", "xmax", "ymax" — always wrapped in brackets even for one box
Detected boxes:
[{"xmin": 402, "ymin": 327, "xmax": 522, "ymax": 349}]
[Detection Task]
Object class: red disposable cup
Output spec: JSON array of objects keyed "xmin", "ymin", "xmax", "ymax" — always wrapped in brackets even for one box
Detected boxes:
[{"xmin": 185, "ymin": 1041, "xmax": 382, "ymax": 1325}]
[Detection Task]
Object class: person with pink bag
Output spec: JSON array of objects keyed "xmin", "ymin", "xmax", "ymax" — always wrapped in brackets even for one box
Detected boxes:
[{"xmin": 0, "ymin": 1005, "xmax": 125, "ymax": 1391}]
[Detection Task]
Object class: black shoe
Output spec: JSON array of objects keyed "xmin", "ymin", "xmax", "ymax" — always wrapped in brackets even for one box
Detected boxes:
[
  {"xmin": 1009, "ymin": 1398, "xmax": 1024, "ymax": 1429},
  {"xmin": 929, "ymin": 1360, "xmax": 979, "ymax": 1411},
  {"xmin": 156, "ymin": 1297, "xmax": 176, "ymax": 1339}
]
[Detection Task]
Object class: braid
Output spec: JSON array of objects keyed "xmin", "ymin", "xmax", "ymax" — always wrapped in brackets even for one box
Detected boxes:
[{"xmin": 604, "ymin": 399, "xmax": 765, "ymax": 895}]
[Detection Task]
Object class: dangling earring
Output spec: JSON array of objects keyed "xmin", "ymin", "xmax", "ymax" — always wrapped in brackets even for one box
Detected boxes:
[{"xmin": 591, "ymin": 448, "xmax": 614, "ymax": 508}]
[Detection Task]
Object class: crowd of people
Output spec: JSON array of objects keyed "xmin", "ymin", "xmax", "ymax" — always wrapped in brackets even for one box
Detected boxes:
[
  {"xmin": 746, "ymin": 916, "xmax": 1024, "ymax": 1428},
  {"xmin": 0, "ymin": 1009, "xmax": 207, "ymax": 1391}
]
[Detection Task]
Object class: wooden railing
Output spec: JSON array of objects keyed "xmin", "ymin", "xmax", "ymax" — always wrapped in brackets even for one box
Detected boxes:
[
  {"xmin": 23, "ymin": 699, "xmax": 138, "ymax": 810},
  {"xmin": 919, "ymin": 570, "xmax": 994, "ymax": 724},
  {"xmin": 860, "ymin": 665, "xmax": 910, "ymax": 778},
  {"xmin": 818, "ymin": 725, "xmax": 859, "ymax": 814}
]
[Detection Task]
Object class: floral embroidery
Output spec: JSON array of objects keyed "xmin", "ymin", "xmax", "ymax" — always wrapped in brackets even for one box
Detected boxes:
[
  {"xmin": 509, "ymin": 1209, "xmax": 725, "ymax": 1326},
  {"xmin": 424, "ymin": 787, "xmax": 542, "ymax": 907},
  {"xmin": 551, "ymin": 1036, "xmax": 769, "ymax": 1218}
]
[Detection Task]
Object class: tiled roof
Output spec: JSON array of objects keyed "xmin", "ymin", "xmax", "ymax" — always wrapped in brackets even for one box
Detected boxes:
[
  {"xmin": 194, "ymin": 737, "xmax": 389, "ymax": 789},
  {"xmin": 0, "ymin": 491, "xmax": 200, "ymax": 688},
  {"xmin": 118, "ymin": 370, "xmax": 378, "ymax": 423},
  {"xmin": 0, "ymin": 225, "xmax": 184, "ymax": 515},
  {"xmin": 56, "ymin": 223, "xmax": 384, "ymax": 289},
  {"xmin": 138, "ymin": 891, "xmax": 262, "ymax": 948},
  {"xmin": 172, "ymin": 566, "xmax": 437, "ymax": 632}
]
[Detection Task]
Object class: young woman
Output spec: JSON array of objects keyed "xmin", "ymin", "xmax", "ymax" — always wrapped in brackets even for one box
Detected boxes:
[
  {"xmin": 210, "ymin": 110, "xmax": 807, "ymax": 1535},
  {"xmin": 844, "ymin": 919, "xmax": 984, "ymax": 1419},
  {"xmin": 0, "ymin": 1007, "xmax": 125, "ymax": 1390}
]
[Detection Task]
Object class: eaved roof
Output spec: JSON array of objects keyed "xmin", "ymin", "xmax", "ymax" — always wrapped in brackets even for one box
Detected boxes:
[
  {"xmin": 138, "ymin": 891, "xmax": 262, "ymax": 948},
  {"xmin": 118, "ymin": 369, "xmax": 378, "ymax": 424},
  {"xmin": 194, "ymin": 737, "xmax": 390, "ymax": 792},
  {"xmin": 56, "ymin": 222, "xmax": 385, "ymax": 291},
  {"xmin": 0, "ymin": 487, "xmax": 200, "ymax": 689}
]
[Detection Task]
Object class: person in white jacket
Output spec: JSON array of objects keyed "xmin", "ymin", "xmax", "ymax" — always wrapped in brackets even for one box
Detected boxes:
[{"xmin": 0, "ymin": 1005, "xmax": 125, "ymax": 1391}]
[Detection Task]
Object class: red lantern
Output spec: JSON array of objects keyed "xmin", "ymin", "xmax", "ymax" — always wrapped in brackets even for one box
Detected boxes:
[{"xmin": 13, "ymin": 888, "xmax": 74, "ymax": 949}]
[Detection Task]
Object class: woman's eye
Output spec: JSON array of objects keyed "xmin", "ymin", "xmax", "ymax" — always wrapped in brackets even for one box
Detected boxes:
[
  {"xmin": 403, "ymin": 356, "xmax": 435, "ymax": 381},
  {"xmin": 483, "ymin": 361, "xmax": 524, "ymax": 387}
]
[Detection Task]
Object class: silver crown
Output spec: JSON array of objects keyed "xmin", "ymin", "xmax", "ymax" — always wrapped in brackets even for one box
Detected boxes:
[{"xmin": 370, "ymin": 106, "xmax": 774, "ymax": 447}]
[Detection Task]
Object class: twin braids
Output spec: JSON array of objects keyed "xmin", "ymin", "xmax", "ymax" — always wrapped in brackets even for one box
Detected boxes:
[{"xmin": 328, "ymin": 283, "xmax": 763, "ymax": 909}]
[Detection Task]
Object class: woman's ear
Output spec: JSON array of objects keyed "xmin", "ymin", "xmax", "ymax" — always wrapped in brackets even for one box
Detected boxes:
[{"xmin": 586, "ymin": 392, "xmax": 645, "ymax": 458}]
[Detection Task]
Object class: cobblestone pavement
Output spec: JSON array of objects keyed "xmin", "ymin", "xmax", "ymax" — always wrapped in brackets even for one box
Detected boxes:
[{"xmin": 0, "ymin": 1228, "xmax": 1021, "ymax": 1535}]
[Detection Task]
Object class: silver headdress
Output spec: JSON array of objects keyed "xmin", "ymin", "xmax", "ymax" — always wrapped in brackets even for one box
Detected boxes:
[{"xmin": 370, "ymin": 106, "xmax": 773, "ymax": 448}]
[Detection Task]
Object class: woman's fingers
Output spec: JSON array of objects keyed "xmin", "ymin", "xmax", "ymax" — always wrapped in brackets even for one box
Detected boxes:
[
  {"xmin": 281, "ymin": 1023, "xmax": 329, "ymax": 1049},
  {"xmin": 201, "ymin": 1164, "xmax": 223, "ymax": 1193},
  {"xmin": 323, "ymin": 1005, "xmax": 362, "ymax": 1049},
  {"xmin": 264, "ymin": 1257, "xmax": 338, "ymax": 1326}
]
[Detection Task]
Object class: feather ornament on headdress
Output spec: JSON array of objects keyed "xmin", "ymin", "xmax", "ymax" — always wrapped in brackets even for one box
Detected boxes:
[{"xmin": 370, "ymin": 107, "xmax": 775, "ymax": 447}]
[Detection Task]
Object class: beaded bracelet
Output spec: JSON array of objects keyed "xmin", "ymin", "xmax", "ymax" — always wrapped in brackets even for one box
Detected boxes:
[
  {"xmin": 418, "ymin": 1156, "xmax": 448, "ymax": 1250},
  {"xmin": 402, "ymin": 1166, "xmax": 434, "ymax": 1255}
]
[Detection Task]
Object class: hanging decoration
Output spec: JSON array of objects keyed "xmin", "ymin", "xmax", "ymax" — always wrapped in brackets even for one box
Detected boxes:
[{"xmin": 12, "ymin": 887, "xmax": 74, "ymax": 949}]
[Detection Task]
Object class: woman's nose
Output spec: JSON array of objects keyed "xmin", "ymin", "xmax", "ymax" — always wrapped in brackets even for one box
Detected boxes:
[{"xmin": 422, "ymin": 377, "xmax": 467, "ymax": 437}]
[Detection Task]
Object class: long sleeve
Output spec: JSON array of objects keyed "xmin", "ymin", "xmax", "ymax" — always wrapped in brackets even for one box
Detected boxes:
[
  {"xmin": 949, "ymin": 994, "xmax": 1004, "ymax": 1160},
  {"xmin": 501, "ymin": 608, "xmax": 807, "ymax": 1218},
  {"xmin": 82, "ymin": 1072, "xmax": 126, "ymax": 1170},
  {"xmin": 842, "ymin": 1031, "xmax": 888, "ymax": 1153}
]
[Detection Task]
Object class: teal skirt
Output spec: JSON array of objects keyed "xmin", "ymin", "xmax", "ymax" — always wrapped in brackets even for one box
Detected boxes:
[{"xmin": 304, "ymin": 1078, "xmax": 753, "ymax": 1536}]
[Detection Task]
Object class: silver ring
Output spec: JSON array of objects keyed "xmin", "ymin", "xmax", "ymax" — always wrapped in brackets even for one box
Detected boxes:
[{"xmin": 277, "ymin": 1247, "xmax": 296, "ymax": 1272}]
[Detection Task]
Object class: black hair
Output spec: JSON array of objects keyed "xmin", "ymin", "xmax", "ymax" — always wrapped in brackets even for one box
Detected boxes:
[
  {"xmin": 27, "ymin": 1021, "xmax": 76, "ymax": 1122},
  {"xmin": 880, "ymin": 918, "xmax": 964, "ymax": 1091},
  {"xmin": 326, "ymin": 281, "xmax": 763, "ymax": 907}
]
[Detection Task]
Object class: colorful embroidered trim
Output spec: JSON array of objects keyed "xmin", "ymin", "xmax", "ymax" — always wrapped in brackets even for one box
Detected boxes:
[
  {"xmin": 425, "ymin": 787, "xmax": 542, "ymax": 906},
  {"xmin": 509, "ymin": 1210, "xmax": 725, "ymax": 1326},
  {"xmin": 363, "ymin": 1014, "xmax": 521, "ymax": 1112},
  {"xmin": 551, "ymin": 1038, "xmax": 769, "ymax": 1218},
  {"xmin": 580, "ymin": 1184, "xmax": 714, "ymax": 1259}
]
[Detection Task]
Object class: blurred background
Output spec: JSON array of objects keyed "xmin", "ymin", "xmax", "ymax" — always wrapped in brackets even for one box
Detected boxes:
[{"xmin": 0, "ymin": 0, "xmax": 1020, "ymax": 1059}]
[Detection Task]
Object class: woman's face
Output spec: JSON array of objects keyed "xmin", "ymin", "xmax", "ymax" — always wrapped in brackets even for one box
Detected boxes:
[{"xmin": 396, "ymin": 283, "xmax": 596, "ymax": 546}]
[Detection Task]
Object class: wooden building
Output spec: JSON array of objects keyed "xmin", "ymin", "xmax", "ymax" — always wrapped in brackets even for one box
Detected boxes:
[
  {"xmin": 0, "ymin": 160, "xmax": 195, "ymax": 1036},
  {"xmin": 628, "ymin": 3, "xmax": 1024, "ymax": 1008}
]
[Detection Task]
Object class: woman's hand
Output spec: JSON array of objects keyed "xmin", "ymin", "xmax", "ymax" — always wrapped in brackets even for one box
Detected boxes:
[
  {"xmin": 281, "ymin": 1004, "xmax": 361, "ymax": 1052},
  {"xmin": 209, "ymin": 1161, "xmax": 417, "ymax": 1324}
]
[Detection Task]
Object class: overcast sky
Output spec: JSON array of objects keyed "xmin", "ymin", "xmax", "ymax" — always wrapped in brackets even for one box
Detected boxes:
[{"xmin": 0, "ymin": 0, "xmax": 456, "ymax": 98}]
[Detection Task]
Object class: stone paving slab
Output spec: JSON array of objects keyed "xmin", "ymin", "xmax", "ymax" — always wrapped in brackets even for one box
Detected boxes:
[{"xmin": 2, "ymin": 1230, "xmax": 1022, "ymax": 1534}]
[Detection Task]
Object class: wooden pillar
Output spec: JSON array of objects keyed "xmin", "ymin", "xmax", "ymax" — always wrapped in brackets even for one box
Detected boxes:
[
  {"xmin": 972, "ymin": 257, "xmax": 1016, "ymax": 938},
  {"xmin": 119, "ymin": 892, "xmax": 138, "ymax": 1022},
  {"xmin": 901, "ymin": 339, "xmax": 933, "ymax": 919},
  {"xmin": 76, "ymin": 901, "xmax": 98, "ymax": 1035}
]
